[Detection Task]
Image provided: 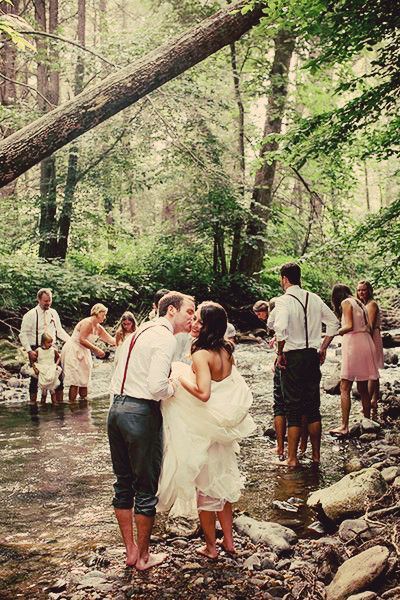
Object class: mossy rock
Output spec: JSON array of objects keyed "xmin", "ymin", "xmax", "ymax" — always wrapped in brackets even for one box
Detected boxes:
[{"xmin": 0, "ymin": 339, "xmax": 26, "ymax": 373}]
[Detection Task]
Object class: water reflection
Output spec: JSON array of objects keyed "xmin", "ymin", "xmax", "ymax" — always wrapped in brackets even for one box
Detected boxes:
[{"xmin": 0, "ymin": 343, "xmax": 382, "ymax": 598}]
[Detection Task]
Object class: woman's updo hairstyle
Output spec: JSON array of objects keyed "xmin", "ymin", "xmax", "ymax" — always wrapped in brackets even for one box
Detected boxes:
[{"xmin": 191, "ymin": 301, "xmax": 234, "ymax": 357}]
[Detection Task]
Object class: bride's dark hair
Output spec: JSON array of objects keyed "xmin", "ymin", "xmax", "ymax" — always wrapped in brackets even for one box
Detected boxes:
[{"xmin": 191, "ymin": 301, "xmax": 234, "ymax": 357}]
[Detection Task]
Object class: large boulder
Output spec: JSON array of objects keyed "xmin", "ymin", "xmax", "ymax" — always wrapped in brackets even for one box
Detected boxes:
[
  {"xmin": 325, "ymin": 545, "xmax": 389, "ymax": 600},
  {"xmin": 233, "ymin": 515, "xmax": 297, "ymax": 555},
  {"xmin": 0, "ymin": 339, "xmax": 26, "ymax": 373},
  {"xmin": 307, "ymin": 468, "xmax": 388, "ymax": 522}
]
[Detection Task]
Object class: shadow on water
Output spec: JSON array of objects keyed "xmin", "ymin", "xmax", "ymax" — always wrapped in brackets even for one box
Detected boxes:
[{"xmin": 0, "ymin": 344, "xmax": 385, "ymax": 597}]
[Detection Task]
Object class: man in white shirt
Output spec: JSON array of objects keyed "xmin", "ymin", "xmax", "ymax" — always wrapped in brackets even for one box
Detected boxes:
[
  {"xmin": 107, "ymin": 291, "xmax": 195, "ymax": 571},
  {"xmin": 19, "ymin": 288, "xmax": 70, "ymax": 404},
  {"xmin": 273, "ymin": 263, "xmax": 339, "ymax": 467}
]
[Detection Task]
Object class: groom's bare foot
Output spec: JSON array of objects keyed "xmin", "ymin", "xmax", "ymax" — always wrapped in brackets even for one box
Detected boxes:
[
  {"xmin": 126, "ymin": 545, "xmax": 138, "ymax": 567},
  {"xmin": 196, "ymin": 545, "xmax": 218, "ymax": 560},
  {"xmin": 135, "ymin": 552, "xmax": 167, "ymax": 571}
]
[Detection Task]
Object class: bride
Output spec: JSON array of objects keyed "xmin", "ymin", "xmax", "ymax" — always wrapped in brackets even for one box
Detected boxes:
[{"xmin": 157, "ymin": 301, "xmax": 255, "ymax": 558}]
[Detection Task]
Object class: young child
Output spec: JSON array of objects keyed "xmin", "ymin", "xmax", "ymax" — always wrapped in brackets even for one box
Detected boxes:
[{"xmin": 33, "ymin": 332, "xmax": 62, "ymax": 405}]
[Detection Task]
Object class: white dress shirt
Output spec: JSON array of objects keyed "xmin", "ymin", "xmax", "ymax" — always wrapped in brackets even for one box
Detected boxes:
[
  {"xmin": 112, "ymin": 317, "xmax": 177, "ymax": 401},
  {"xmin": 274, "ymin": 285, "xmax": 339, "ymax": 352},
  {"xmin": 19, "ymin": 306, "xmax": 70, "ymax": 351}
]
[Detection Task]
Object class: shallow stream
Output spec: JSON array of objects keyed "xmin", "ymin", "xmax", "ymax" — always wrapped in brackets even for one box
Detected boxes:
[{"xmin": 0, "ymin": 342, "xmax": 399, "ymax": 599}]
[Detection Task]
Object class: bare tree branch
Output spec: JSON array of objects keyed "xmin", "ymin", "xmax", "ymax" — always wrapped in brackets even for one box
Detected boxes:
[
  {"xmin": 0, "ymin": 72, "xmax": 55, "ymax": 108},
  {"xmin": 20, "ymin": 29, "xmax": 117, "ymax": 67}
]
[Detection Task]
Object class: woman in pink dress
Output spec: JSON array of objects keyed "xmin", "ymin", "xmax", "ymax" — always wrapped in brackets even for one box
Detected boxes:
[
  {"xmin": 357, "ymin": 280, "xmax": 384, "ymax": 418},
  {"xmin": 330, "ymin": 284, "xmax": 378, "ymax": 436},
  {"xmin": 61, "ymin": 303, "xmax": 115, "ymax": 402}
]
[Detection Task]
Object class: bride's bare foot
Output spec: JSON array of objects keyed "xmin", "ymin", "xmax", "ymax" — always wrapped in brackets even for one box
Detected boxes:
[
  {"xmin": 126, "ymin": 545, "xmax": 138, "ymax": 567},
  {"xmin": 196, "ymin": 545, "xmax": 218, "ymax": 560},
  {"xmin": 135, "ymin": 552, "xmax": 168, "ymax": 571},
  {"xmin": 217, "ymin": 540, "xmax": 236, "ymax": 555}
]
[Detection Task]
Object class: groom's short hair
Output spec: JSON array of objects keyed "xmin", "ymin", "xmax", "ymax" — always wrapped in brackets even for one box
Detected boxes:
[{"xmin": 158, "ymin": 291, "xmax": 194, "ymax": 317}]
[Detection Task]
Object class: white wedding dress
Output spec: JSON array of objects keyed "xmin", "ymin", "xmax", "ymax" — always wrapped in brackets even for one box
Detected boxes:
[{"xmin": 157, "ymin": 361, "xmax": 256, "ymax": 519}]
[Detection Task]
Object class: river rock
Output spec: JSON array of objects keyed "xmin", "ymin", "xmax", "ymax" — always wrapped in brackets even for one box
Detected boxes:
[
  {"xmin": 349, "ymin": 422, "xmax": 362, "ymax": 437},
  {"xmin": 323, "ymin": 367, "xmax": 341, "ymax": 395},
  {"xmin": 347, "ymin": 593, "xmax": 377, "ymax": 600},
  {"xmin": 325, "ymin": 545, "xmax": 390, "ymax": 600},
  {"xmin": 338, "ymin": 518, "xmax": 382, "ymax": 543},
  {"xmin": 0, "ymin": 339, "xmax": 26, "ymax": 373},
  {"xmin": 392, "ymin": 476, "xmax": 400, "ymax": 488},
  {"xmin": 360, "ymin": 418, "xmax": 381, "ymax": 433},
  {"xmin": 79, "ymin": 570, "xmax": 108, "ymax": 589},
  {"xmin": 344, "ymin": 457, "xmax": 364, "ymax": 473},
  {"xmin": 307, "ymin": 468, "xmax": 388, "ymax": 521},
  {"xmin": 376, "ymin": 444, "xmax": 400, "ymax": 457},
  {"xmin": 243, "ymin": 553, "xmax": 261, "ymax": 570},
  {"xmin": 382, "ymin": 586, "xmax": 400, "ymax": 598},
  {"xmin": 359, "ymin": 433, "xmax": 378, "ymax": 442},
  {"xmin": 381, "ymin": 466, "xmax": 399, "ymax": 483},
  {"xmin": 233, "ymin": 515, "xmax": 297, "ymax": 555}
]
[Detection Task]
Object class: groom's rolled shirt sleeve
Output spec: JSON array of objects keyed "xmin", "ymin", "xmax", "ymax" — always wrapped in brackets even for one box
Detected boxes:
[{"xmin": 147, "ymin": 336, "xmax": 177, "ymax": 401}]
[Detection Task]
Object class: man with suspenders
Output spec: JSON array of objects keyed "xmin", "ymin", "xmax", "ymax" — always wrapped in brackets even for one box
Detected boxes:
[
  {"xmin": 107, "ymin": 291, "xmax": 195, "ymax": 571},
  {"xmin": 273, "ymin": 263, "xmax": 339, "ymax": 467},
  {"xmin": 19, "ymin": 288, "xmax": 70, "ymax": 405}
]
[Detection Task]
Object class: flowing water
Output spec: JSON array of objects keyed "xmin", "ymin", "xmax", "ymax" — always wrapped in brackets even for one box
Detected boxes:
[{"xmin": 0, "ymin": 342, "xmax": 398, "ymax": 599}]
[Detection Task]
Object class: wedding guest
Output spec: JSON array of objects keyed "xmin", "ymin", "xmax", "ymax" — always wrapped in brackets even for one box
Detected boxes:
[
  {"xmin": 253, "ymin": 300, "xmax": 269, "ymax": 323},
  {"xmin": 274, "ymin": 263, "xmax": 339, "ymax": 466},
  {"xmin": 19, "ymin": 288, "xmax": 70, "ymax": 405},
  {"xmin": 330, "ymin": 284, "xmax": 379, "ymax": 437},
  {"xmin": 61, "ymin": 303, "xmax": 115, "ymax": 403},
  {"xmin": 158, "ymin": 302, "xmax": 255, "ymax": 558},
  {"xmin": 148, "ymin": 288, "xmax": 170, "ymax": 320},
  {"xmin": 114, "ymin": 311, "xmax": 137, "ymax": 364},
  {"xmin": 32, "ymin": 332, "xmax": 62, "ymax": 405},
  {"xmin": 268, "ymin": 299, "xmax": 308, "ymax": 461},
  {"xmin": 356, "ymin": 280, "xmax": 384, "ymax": 418}
]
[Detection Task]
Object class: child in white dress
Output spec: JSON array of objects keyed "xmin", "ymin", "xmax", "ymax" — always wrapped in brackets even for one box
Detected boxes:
[{"xmin": 33, "ymin": 332, "xmax": 62, "ymax": 404}]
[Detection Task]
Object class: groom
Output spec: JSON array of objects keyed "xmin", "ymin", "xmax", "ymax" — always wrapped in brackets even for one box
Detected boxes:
[{"xmin": 108, "ymin": 291, "xmax": 195, "ymax": 570}]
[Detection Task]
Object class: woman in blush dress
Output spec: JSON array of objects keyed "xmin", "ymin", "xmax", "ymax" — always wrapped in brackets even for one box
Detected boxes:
[
  {"xmin": 61, "ymin": 303, "xmax": 115, "ymax": 402},
  {"xmin": 158, "ymin": 302, "xmax": 255, "ymax": 559},
  {"xmin": 357, "ymin": 280, "xmax": 384, "ymax": 418},
  {"xmin": 330, "ymin": 284, "xmax": 379, "ymax": 437}
]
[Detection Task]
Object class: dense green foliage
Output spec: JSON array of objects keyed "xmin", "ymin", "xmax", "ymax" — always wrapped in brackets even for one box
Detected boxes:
[{"xmin": 0, "ymin": 0, "xmax": 398, "ymax": 325}]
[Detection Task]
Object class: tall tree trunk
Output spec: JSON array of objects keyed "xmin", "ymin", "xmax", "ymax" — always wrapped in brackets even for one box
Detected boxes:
[
  {"xmin": 0, "ymin": 0, "xmax": 264, "ymax": 187},
  {"xmin": 0, "ymin": 0, "xmax": 19, "ymax": 198},
  {"xmin": 35, "ymin": 0, "xmax": 59, "ymax": 258},
  {"xmin": 238, "ymin": 31, "xmax": 295, "ymax": 277},
  {"xmin": 229, "ymin": 41, "xmax": 246, "ymax": 274},
  {"xmin": 57, "ymin": 0, "xmax": 86, "ymax": 259},
  {"xmin": 363, "ymin": 161, "xmax": 370, "ymax": 211}
]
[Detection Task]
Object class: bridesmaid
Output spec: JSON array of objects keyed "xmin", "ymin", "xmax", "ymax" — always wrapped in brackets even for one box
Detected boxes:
[
  {"xmin": 61, "ymin": 303, "xmax": 115, "ymax": 402},
  {"xmin": 330, "ymin": 284, "xmax": 379, "ymax": 437},
  {"xmin": 114, "ymin": 311, "xmax": 136, "ymax": 366},
  {"xmin": 357, "ymin": 280, "xmax": 384, "ymax": 418}
]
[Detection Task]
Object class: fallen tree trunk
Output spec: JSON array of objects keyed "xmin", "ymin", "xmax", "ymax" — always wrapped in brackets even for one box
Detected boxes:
[{"xmin": 0, "ymin": 0, "xmax": 264, "ymax": 187}]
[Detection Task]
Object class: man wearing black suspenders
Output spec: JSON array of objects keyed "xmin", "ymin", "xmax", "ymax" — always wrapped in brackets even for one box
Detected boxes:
[
  {"xmin": 274, "ymin": 263, "xmax": 339, "ymax": 467},
  {"xmin": 107, "ymin": 291, "xmax": 195, "ymax": 571},
  {"xmin": 19, "ymin": 288, "xmax": 70, "ymax": 405}
]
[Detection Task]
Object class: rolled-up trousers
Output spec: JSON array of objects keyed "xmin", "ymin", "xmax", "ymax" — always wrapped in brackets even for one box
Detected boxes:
[
  {"xmin": 107, "ymin": 394, "xmax": 162, "ymax": 516},
  {"xmin": 280, "ymin": 348, "xmax": 322, "ymax": 428}
]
